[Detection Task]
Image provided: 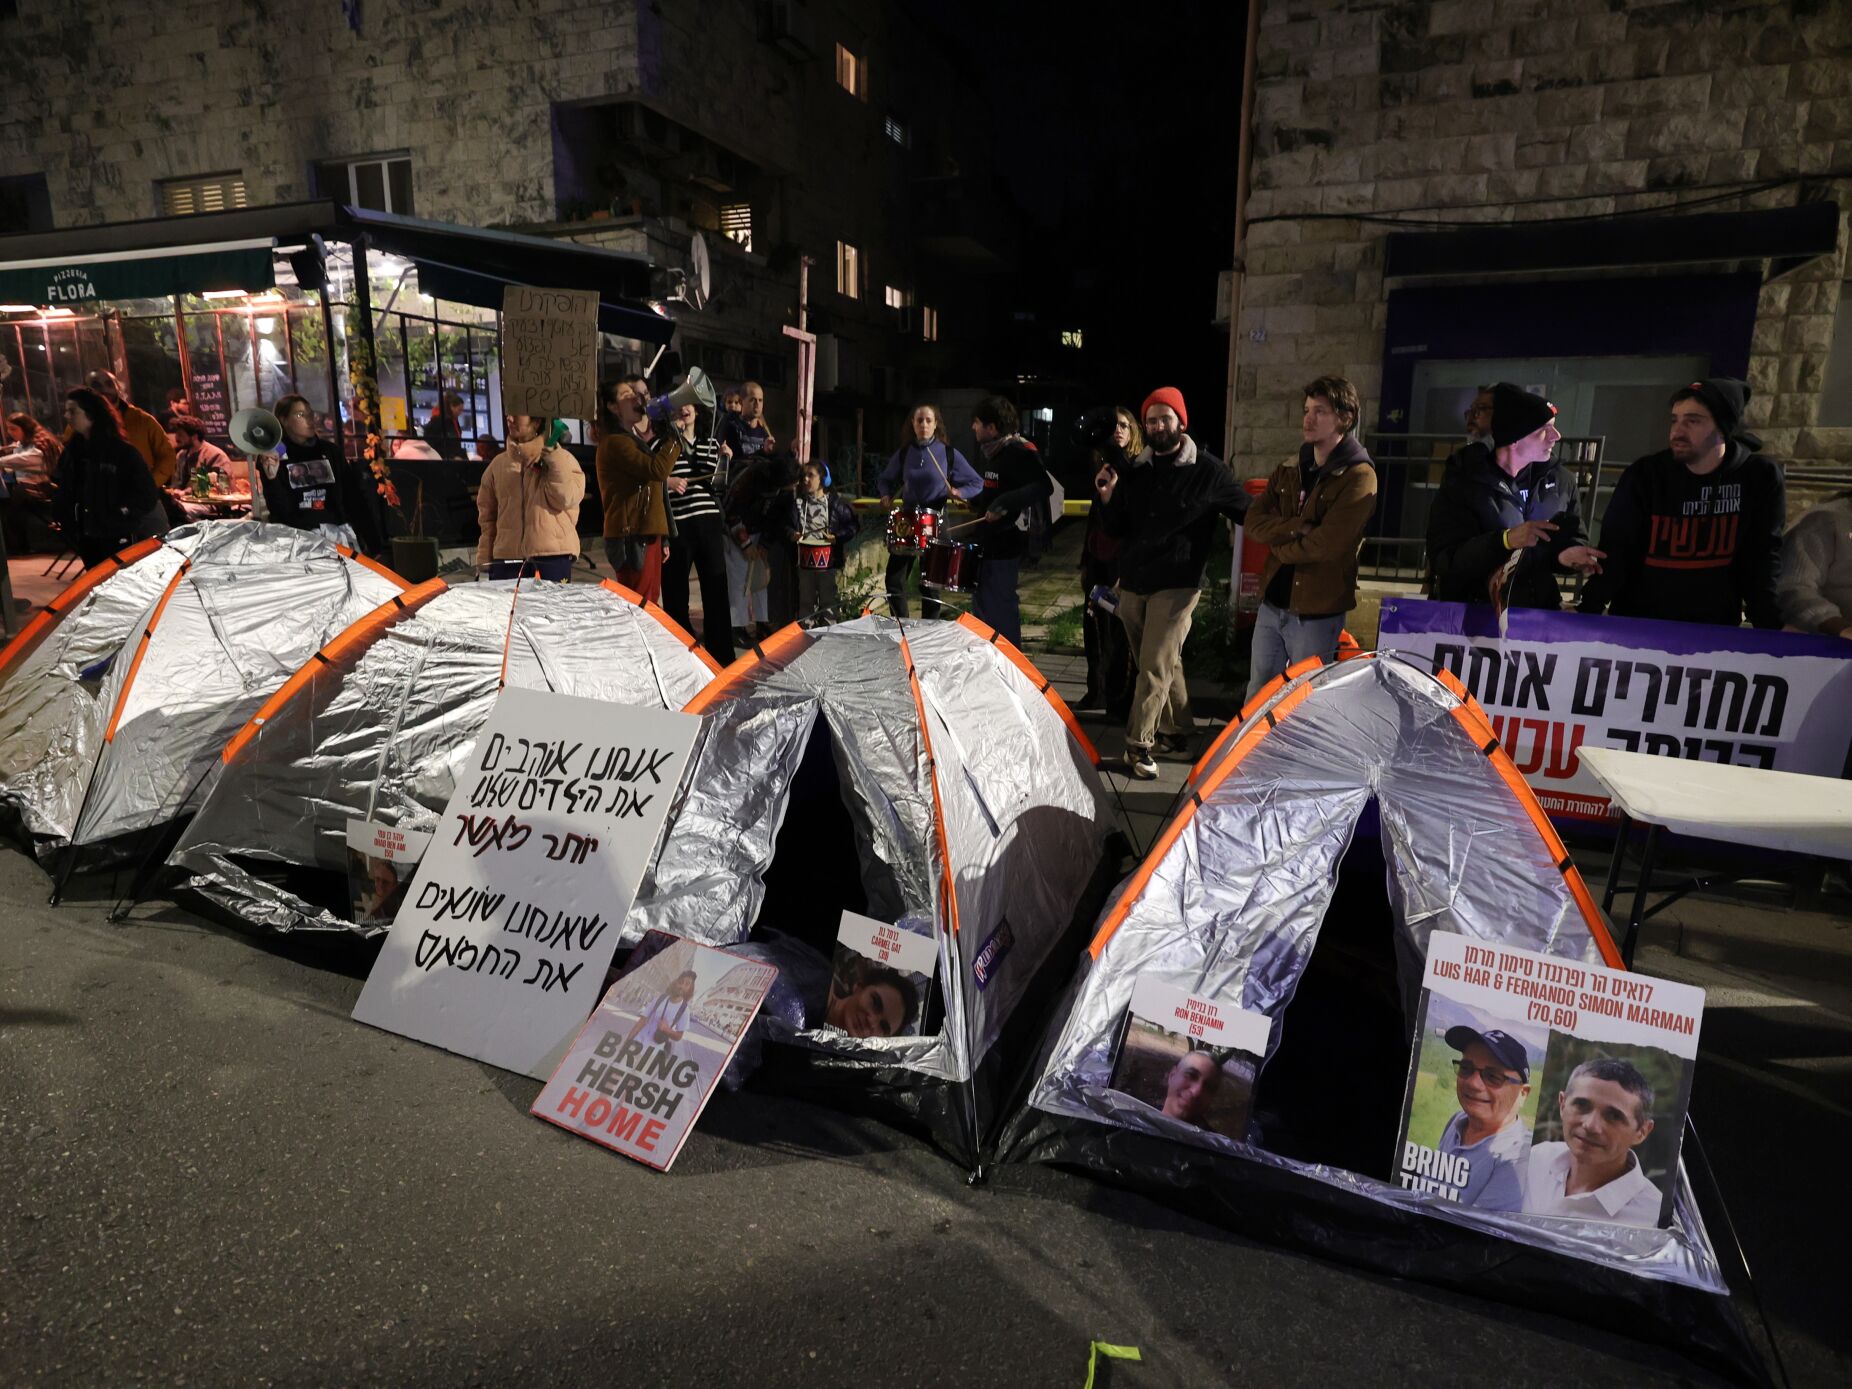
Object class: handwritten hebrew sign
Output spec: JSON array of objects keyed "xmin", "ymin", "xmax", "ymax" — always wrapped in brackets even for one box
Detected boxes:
[
  {"xmin": 352, "ymin": 686, "xmax": 700, "ymax": 1079},
  {"xmin": 500, "ymin": 286, "xmax": 599, "ymax": 421}
]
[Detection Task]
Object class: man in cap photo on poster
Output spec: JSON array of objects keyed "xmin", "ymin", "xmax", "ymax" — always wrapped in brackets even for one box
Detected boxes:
[
  {"xmin": 1434, "ymin": 1025, "xmax": 1533, "ymax": 1213},
  {"xmin": 1579, "ymin": 377, "xmax": 1785, "ymax": 628},
  {"xmin": 1426, "ymin": 382, "xmax": 1603, "ymax": 610}
]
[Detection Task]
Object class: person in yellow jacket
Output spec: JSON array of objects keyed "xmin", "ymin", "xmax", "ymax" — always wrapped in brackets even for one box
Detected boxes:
[
  {"xmin": 84, "ymin": 371, "xmax": 177, "ymax": 486},
  {"xmin": 475, "ymin": 415, "xmax": 586, "ymax": 581}
]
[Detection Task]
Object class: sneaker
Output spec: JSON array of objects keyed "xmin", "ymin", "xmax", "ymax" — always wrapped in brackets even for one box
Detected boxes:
[
  {"xmin": 1073, "ymin": 690, "xmax": 1107, "ymax": 715},
  {"xmin": 1121, "ymin": 747, "xmax": 1159, "ymax": 780},
  {"xmin": 1154, "ymin": 731, "xmax": 1193, "ymax": 757}
]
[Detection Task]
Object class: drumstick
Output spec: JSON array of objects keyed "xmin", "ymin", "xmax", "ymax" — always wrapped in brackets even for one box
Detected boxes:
[{"xmin": 941, "ymin": 516, "xmax": 988, "ymax": 534}]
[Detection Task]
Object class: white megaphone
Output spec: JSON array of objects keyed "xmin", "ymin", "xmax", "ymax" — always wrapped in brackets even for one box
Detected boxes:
[
  {"xmin": 229, "ymin": 406, "xmax": 283, "ymax": 456},
  {"xmin": 643, "ymin": 365, "xmax": 716, "ymax": 422}
]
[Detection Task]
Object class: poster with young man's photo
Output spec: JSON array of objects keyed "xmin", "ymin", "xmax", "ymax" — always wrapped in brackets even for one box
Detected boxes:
[{"xmin": 1106, "ymin": 977, "xmax": 1271, "ymax": 1143}]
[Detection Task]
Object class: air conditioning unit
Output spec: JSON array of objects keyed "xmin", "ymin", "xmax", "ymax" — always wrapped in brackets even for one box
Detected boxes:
[{"xmin": 759, "ymin": 0, "xmax": 817, "ymax": 61}]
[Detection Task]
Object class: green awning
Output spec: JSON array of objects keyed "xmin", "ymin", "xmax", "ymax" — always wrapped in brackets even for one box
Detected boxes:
[{"xmin": 0, "ymin": 239, "xmax": 275, "ymax": 306}]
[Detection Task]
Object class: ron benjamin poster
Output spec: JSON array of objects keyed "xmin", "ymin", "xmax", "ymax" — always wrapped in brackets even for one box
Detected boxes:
[
  {"xmin": 1397, "ymin": 931, "xmax": 1704, "ymax": 1230},
  {"xmin": 1377, "ymin": 598, "xmax": 1852, "ymax": 821},
  {"xmin": 352, "ymin": 687, "xmax": 699, "ymax": 1080}
]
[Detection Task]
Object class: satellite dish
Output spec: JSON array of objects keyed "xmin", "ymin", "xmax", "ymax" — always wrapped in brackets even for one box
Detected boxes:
[
  {"xmin": 230, "ymin": 406, "xmax": 283, "ymax": 456},
  {"xmin": 669, "ymin": 233, "xmax": 711, "ymax": 312}
]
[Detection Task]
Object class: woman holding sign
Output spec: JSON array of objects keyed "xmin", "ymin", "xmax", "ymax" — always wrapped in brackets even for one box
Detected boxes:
[{"xmin": 476, "ymin": 414, "xmax": 586, "ymax": 581}]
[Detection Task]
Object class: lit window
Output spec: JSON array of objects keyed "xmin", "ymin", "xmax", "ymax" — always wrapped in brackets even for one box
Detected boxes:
[
  {"xmin": 884, "ymin": 285, "xmax": 912, "ymax": 310},
  {"xmin": 158, "ymin": 172, "xmax": 248, "ymax": 216},
  {"xmin": 836, "ymin": 240, "xmax": 860, "ymax": 299},
  {"xmin": 884, "ymin": 115, "xmax": 910, "ymax": 147},
  {"xmin": 1061, "ymin": 329, "xmax": 1084, "ymax": 349},
  {"xmin": 318, "ymin": 154, "xmax": 414, "ymax": 215},
  {"xmin": 721, "ymin": 202, "xmax": 753, "ymax": 252},
  {"xmin": 922, "ymin": 306, "xmax": 938, "ymax": 342},
  {"xmin": 835, "ymin": 43, "xmax": 866, "ymax": 99}
]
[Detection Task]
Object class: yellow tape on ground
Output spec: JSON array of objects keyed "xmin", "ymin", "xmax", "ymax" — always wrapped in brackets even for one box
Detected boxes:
[{"xmin": 1083, "ymin": 1341, "xmax": 1142, "ymax": 1388}]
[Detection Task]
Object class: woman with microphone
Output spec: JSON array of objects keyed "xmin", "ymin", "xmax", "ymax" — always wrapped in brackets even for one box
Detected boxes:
[{"xmin": 475, "ymin": 414, "xmax": 586, "ymax": 581}]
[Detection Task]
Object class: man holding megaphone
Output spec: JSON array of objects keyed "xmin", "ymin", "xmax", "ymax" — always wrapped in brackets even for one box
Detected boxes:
[{"xmin": 596, "ymin": 367, "xmax": 713, "ymax": 602}]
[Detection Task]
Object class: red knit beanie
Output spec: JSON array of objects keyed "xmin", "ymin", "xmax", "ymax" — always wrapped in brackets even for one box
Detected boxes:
[{"xmin": 1141, "ymin": 386, "xmax": 1188, "ymax": 430}]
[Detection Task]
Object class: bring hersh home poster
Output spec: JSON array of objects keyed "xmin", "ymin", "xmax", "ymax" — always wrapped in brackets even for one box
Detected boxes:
[
  {"xmin": 533, "ymin": 931, "xmax": 777, "ymax": 1172},
  {"xmin": 1396, "ymin": 932, "xmax": 1703, "ymax": 1231}
]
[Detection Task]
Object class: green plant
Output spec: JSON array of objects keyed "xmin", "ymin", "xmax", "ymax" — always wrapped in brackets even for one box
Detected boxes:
[{"xmin": 1043, "ymin": 601, "xmax": 1085, "ymax": 652}]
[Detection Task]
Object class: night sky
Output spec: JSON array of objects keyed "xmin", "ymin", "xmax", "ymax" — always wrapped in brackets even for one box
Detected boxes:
[{"xmin": 917, "ymin": 1, "xmax": 1245, "ymax": 454}]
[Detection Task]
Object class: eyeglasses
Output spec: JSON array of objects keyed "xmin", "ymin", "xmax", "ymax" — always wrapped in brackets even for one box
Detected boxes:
[{"xmin": 1453, "ymin": 1060, "xmax": 1523, "ymax": 1088}]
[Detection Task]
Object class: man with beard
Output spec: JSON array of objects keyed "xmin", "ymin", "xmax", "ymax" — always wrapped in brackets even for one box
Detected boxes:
[
  {"xmin": 1095, "ymin": 387, "xmax": 1249, "ymax": 779},
  {"xmin": 1578, "ymin": 377, "xmax": 1784, "ymax": 628}
]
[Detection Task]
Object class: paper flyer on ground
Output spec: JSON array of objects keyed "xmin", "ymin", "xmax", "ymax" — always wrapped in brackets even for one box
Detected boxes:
[
  {"xmin": 1396, "ymin": 932, "xmax": 1703, "ymax": 1230},
  {"xmin": 1108, "ymin": 977, "xmax": 1272, "ymax": 1142},
  {"xmin": 532, "ymin": 931, "xmax": 778, "ymax": 1171},
  {"xmin": 345, "ymin": 819, "xmax": 432, "ymax": 929},
  {"xmin": 823, "ymin": 909, "xmax": 937, "ymax": 1039},
  {"xmin": 351, "ymin": 687, "xmax": 700, "ymax": 1080}
]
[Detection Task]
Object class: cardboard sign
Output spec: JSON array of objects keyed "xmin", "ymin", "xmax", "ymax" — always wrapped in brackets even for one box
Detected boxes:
[
  {"xmin": 824, "ymin": 910, "xmax": 936, "ymax": 1039},
  {"xmin": 351, "ymin": 687, "xmax": 700, "ymax": 1079},
  {"xmin": 500, "ymin": 286, "xmax": 599, "ymax": 421},
  {"xmin": 1378, "ymin": 598, "xmax": 1852, "ymax": 821},
  {"xmin": 533, "ymin": 930, "xmax": 777, "ymax": 1171},
  {"xmin": 345, "ymin": 818, "xmax": 433, "ymax": 929},
  {"xmin": 1396, "ymin": 932, "xmax": 1703, "ymax": 1230},
  {"xmin": 1108, "ymin": 978, "xmax": 1272, "ymax": 1143}
]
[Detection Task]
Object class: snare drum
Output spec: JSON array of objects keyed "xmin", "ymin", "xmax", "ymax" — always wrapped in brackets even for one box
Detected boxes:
[
  {"xmin": 797, "ymin": 540, "xmax": 835, "ymax": 570},
  {"xmin": 922, "ymin": 538, "xmax": 982, "ymax": 593},
  {"xmin": 884, "ymin": 504, "xmax": 943, "ymax": 556}
]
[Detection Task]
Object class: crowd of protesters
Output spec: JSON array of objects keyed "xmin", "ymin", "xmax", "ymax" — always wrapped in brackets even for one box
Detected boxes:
[{"xmin": 9, "ymin": 361, "xmax": 1852, "ymax": 784}]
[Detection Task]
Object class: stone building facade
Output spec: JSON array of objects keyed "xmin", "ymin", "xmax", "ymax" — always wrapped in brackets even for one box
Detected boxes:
[
  {"xmin": 1230, "ymin": 0, "xmax": 1852, "ymax": 506},
  {"xmin": 0, "ymin": 0, "xmax": 1016, "ymax": 467}
]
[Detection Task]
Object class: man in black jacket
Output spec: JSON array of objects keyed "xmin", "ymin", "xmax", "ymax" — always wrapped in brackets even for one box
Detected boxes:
[
  {"xmin": 1427, "ymin": 383, "xmax": 1602, "ymax": 611},
  {"xmin": 1096, "ymin": 387, "xmax": 1249, "ymax": 778},
  {"xmin": 1578, "ymin": 377, "xmax": 1784, "ymax": 629},
  {"xmin": 967, "ymin": 395, "xmax": 1052, "ymax": 645}
]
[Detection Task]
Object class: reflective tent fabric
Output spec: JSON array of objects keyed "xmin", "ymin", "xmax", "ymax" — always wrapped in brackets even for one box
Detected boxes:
[
  {"xmin": 1025, "ymin": 653, "xmax": 1726, "ymax": 1294},
  {"xmin": 0, "ymin": 535, "xmax": 193, "ymax": 841},
  {"xmin": 169, "ymin": 578, "xmax": 718, "ymax": 936},
  {"xmin": 624, "ymin": 614, "xmax": 1110, "ymax": 1083},
  {"xmin": 70, "ymin": 524, "xmax": 407, "ymax": 847}
]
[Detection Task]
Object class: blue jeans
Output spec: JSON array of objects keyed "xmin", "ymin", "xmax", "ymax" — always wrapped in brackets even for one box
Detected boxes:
[
  {"xmin": 970, "ymin": 558, "xmax": 1021, "ymax": 645},
  {"xmin": 1245, "ymin": 602, "xmax": 1345, "ymax": 699}
]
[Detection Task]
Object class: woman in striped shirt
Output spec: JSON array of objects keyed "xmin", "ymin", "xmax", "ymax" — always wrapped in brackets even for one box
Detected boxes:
[{"xmin": 664, "ymin": 402, "xmax": 735, "ymax": 666}]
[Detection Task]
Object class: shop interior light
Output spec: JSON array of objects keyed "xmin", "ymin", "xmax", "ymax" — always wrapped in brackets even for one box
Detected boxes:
[
  {"xmin": 202, "ymin": 290, "xmax": 245, "ymax": 299},
  {"xmin": 0, "ymin": 303, "xmax": 36, "ymax": 312}
]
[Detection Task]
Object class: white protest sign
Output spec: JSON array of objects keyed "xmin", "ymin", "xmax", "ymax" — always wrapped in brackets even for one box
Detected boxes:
[
  {"xmin": 351, "ymin": 687, "xmax": 700, "ymax": 1079},
  {"xmin": 1128, "ymin": 977, "xmax": 1272, "ymax": 1057},
  {"xmin": 836, "ymin": 910, "xmax": 938, "ymax": 978}
]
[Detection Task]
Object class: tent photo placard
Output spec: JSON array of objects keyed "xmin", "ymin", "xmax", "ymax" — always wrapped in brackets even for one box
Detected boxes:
[
  {"xmin": 532, "ymin": 931, "xmax": 778, "ymax": 1171},
  {"xmin": 345, "ymin": 819, "xmax": 432, "ymax": 929},
  {"xmin": 1108, "ymin": 977, "xmax": 1271, "ymax": 1142},
  {"xmin": 351, "ymin": 687, "xmax": 700, "ymax": 1079},
  {"xmin": 1397, "ymin": 932, "xmax": 1704, "ymax": 1230},
  {"xmin": 823, "ymin": 909, "xmax": 936, "ymax": 1039}
]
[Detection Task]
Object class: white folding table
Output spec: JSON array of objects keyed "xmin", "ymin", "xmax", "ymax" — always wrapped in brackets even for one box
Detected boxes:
[{"xmin": 1580, "ymin": 747, "xmax": 1852, "ymax": 964}]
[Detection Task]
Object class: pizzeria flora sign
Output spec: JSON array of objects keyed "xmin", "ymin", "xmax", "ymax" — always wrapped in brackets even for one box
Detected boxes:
[{"xmin": 47, "ymin": 267, "xmax": 99, "ymax": 302}]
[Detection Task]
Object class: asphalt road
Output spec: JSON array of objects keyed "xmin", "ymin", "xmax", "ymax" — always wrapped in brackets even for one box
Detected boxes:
[{"xmin": 3, "ymin": 843, "xmax": 1793, "ymax": 1389}]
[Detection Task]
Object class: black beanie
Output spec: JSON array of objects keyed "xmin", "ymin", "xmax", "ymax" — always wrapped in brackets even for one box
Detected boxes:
[
  {"xmin": 1671, "ymin": 377, "xmax": 1749, "ymax": 439},
  {"xmin": 1489, "ymin": 382, "xmax": 1557, "ymax": 448}
]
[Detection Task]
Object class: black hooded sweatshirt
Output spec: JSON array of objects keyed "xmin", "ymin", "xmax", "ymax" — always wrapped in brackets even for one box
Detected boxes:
[{"xmin": 1577, "ymin": 441, "xmax": 1784, "ymax": 629}]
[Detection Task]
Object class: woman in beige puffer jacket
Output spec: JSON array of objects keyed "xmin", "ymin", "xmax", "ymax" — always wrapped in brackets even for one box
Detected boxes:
[{"xmin": 476, "ymin": 414, "xmax": 587, "ymax": 581}]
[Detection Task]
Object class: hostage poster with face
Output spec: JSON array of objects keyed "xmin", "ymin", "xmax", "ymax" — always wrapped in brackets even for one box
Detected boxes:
[{"xmin": 1396, "ymin": 932, "xmax": 1703, "ymax": 1230}]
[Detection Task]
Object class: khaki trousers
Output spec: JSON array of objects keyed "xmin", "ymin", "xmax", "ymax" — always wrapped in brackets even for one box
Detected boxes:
[{"xmin": 1118, "ymin": 586, "xmax": 1199, "ymax": 749}]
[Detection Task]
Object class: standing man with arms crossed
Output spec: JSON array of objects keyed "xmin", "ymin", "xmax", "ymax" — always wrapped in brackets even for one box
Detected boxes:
[
  {"xmin": 1579, "ymin": 377, "xmax": 1784, "ymax": 628},
  {"xmin": 1241, "ymin": 376, "xmax": 1378, "ymax": 697},
  {"xmin": 1095, "ymin": 387, "xmax": 1249, "ymax": 779}
]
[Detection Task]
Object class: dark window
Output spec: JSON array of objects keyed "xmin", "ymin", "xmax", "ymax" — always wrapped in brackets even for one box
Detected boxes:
[
  {"xmin": 0, "ymin": 173, "xmax": 52, "ymax": 233},
  {"xmin": 317, "ymin": 154, "xmax": 414, "ymax": 215}
]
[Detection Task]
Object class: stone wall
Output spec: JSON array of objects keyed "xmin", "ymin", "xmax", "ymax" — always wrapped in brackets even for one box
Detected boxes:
[{"xmin": 1234, "ymin": 0, "xmax": 1852, "ymax": 498}]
